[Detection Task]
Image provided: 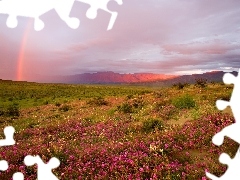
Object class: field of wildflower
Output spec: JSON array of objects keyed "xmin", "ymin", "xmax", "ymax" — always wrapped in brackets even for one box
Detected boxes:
[{"xmin": 0, "ymin": 80, "xmax": 238, "ymax": 179}]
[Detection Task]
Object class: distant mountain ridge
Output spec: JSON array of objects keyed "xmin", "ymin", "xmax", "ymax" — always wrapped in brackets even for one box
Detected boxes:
[
  {"xmin": 138, "ymin": 70, "xmax": 238, "ymax": 86},
  {"xmin": 51, "ymin": 71, "xmax": 178, "ymax": 84},
  {"xmin": 2, "ymin": 70, "xmax": 238, "ymax": 85},
  {"xmin": 50, "ymin": 71, "xmax": 238, "ymax": 85}
]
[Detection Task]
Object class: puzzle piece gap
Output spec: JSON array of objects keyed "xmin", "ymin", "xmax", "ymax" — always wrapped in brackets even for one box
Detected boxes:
[
  {"xmin": 0, "ymin": 160, "xmax": 8, "ymax": 171},
  {"xmin": 0, "ymin": 126, "xmax": 15, "ymax": 146},
  {"xmin": 24, "ymin": 155, "xmax": 60, "ymax": 180},
  {"xmin": 207, "ymin": 70, "xmax": 240, "ymax": 179},
  {"xmin": 0, "ymin": 0, "xmax": 123, "ymax": 30},
  {"xmin": 13, "ymin": 172, "xmax": 24, "ymax": 180}
]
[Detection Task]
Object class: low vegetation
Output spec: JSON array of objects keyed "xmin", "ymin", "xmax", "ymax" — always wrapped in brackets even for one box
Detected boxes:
[
  {"xmin": 0, "ymin": 80, "xmax": 235, "ymax": 179},
  {"xmin": 172, "ymin": 94, "xmax": 196, "ymax": 109}
]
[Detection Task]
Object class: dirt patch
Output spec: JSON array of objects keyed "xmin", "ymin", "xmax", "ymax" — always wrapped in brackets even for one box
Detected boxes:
[{"xmin": 167, "ymin": 117, "xmax": 193, "ymax": 126}]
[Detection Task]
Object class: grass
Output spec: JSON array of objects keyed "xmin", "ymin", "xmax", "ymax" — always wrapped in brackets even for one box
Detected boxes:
[
  {"xmin": 172, "ymin": 94, "xmax": 195, "ymax": 109},
  {"xmin": 0, "ymin": 80, "xmax": 236, "ymax": 179},
  {"xmin": 0, "ymin": 80, "xmax": 151, "ymax": 108}
]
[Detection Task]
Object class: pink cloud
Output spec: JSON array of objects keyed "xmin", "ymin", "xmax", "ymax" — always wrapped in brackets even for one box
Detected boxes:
[
  {"xmin": 67, "ymin": 38, "xmax": 113, "ymax": 52},
  {"xmin": 1, "ymin": 0, "xmax": 240, "ymax": 81},
  {"xmin": 162, "ymin": 41, "xmax": 240, "ymax": 55}
]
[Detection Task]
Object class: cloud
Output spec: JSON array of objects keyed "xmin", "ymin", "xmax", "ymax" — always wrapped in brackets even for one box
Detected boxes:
[
  {"xmin": 1, "ymin": 0, "xmax": 240, "ymax": 81},
  {"xmin": 161, "ymin": 41, "xmax": 240, "ymax": 55}
]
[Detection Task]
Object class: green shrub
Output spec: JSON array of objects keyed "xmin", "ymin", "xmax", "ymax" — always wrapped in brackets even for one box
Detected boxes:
[
  {"xmin": 195, "ymin": 78, "xmax": 207, "ymax": 88},
  {"xmin": 43, "ymin": 100, "xmax": 49, "ymax": 105},
  {"xmin": 87, "ymin": 97, "xmax": 108, "ymax": 106},
  {"xmin": 5, "ymin": 103, "xmax": 20, "ymax": 117},
  {"xmin": 117, "ymin": 103, "xmax": 133, "ymax": 113},
  {"xmin": 8, "ymin": 97, "xmax": 13, "ymax": 101},
  {"xmin": 132, "ymin": 97, "xmax": 144, "ymax": 109},
  {"xmin": 173, "ymin": 82, "xmax": 189, "ymax": 89},
  {"xmin": 142, "ymin": 118, "xmax": 164, "ymax": 133},
  {"xmin": 172, "ymin": 94, "xmax": 195, "ymax": 109},
  {"xmin": 0, "ymin": 106, "xmax": 5, "ymax": 116}
]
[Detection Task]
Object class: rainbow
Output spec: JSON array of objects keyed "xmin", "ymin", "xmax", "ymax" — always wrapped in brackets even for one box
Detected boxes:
[{"xmin": 17, "ymin": 21, "xmax": 31, "ymax": 81}]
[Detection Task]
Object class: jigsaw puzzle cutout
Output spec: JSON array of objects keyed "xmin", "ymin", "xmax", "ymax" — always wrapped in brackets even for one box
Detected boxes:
[
  {"xmin": 0, "ymin": 126, "xmax": 15, "ymax": 146},
  {"xmin": 0, "ymin": 0, "xmax": 123, "ymax": 30},
  {"xmin": 206, "ymin": 148, "xmax": 240, "ymax": 180},
  {"xmin": 76, "ymin": 0, "xmax": 123, "ymax": 30},
  {"xmin": 11, "ymin": 155, "xmax": 60, "ymax": 180},
  {"xmin": 206, "ymin": 69, "xmax": 240, "ymax": 179},
  {"xmin": 0, "ymin": 160, "xmax": 8, "ymax": 171},
  {"xmin": 0, "ymin": 126, "xmax": 15, "ymax": 172},
  {"xmin": 12, "ymin": 172, "xmax": 24, "ymax": 180},
  {"xmin": 0, "ymin": 126, "xmax": 60, "ymax": 179},
  {"xmin": 24, "ymin": 155, "xmax": 60, "ymax": 180}
]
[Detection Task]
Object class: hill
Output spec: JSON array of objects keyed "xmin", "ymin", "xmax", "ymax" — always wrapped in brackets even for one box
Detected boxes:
[
  {"xmin": 137, "ymin": 71, "xmax": 238, "ymax": 86},
  {"xmin": 49, "ymin": 71, "xmax": 177, "ymax": 84},
  {"xmin": 1, "ymin": 70, "xmax": 238, "ymax": 85}
]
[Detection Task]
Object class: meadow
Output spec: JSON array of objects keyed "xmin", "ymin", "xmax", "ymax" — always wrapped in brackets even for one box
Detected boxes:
[{"xmin": 0, "ymin": 79, "xmax": 237, "ymax": 179}]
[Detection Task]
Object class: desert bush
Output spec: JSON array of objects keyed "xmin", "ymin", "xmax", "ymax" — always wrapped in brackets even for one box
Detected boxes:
[
  {"xmin": 172, "ymin": 94, "xmax": 195, "ymax": 109},
  {"xmin": 8, "ymin": 97, "xmax": 13, "ymax": 101},
  {"xmin": 154, "ymin": 100, "xmax": 169, "ymax": 110},
  {"xmin": 195, "ymin": 78, "xmax": 207, "ymax": 88},
  {"xmin": 0, "ymin": 106, "xmax": 5, "ymax": 116},
  {"xmin": 126, "ymin": 94, "xmax": 134, "ymax": 99},
  {"xmin": 117, "ymin": 103, "xmax": 133, "ymax": 113},
  {"xmin": 154, "ymin": 101, "xmax": 179, "ymax": 120},
  {"xmin": 87, "ymin": 97, "xmax": 108, "ymax": 106},
  {"xmin": 132, "ymin": 97, "xmax": 144, "ymax": 109},
  {"xmin": 55, "ymin": 102, "xmax": 61, "ymax": 107},
  {"xmin": 137, "ymin": 90, "xmax": 151, "ymax": 95},
  {"xmin": 59, "ymin": 104, "xmax": 70, "ymax": 112},
  {"xmin": 142, "ymin": 118, "xmax": 164, "ymax": 133},
  {"xmin": 5, "ymin": 103, "xmax": 20, "ymax": 117},
  {"xmin": 158, "ymin": 105, "xmax": 178, "ymax": 120},
  {"xmin": 43, "ymin": 100, "xmax": 49, "ymax": 105},
  {"xmin": 153, "ymin": 91, "xmax": 167, "ymax": 98},
  {"xmin": 173, "ymin": 82, "xmax": 189, "ymax": 89},
  {"xmin": 118, "ymin": 97, "xmax": 144, "ymax": 114}
]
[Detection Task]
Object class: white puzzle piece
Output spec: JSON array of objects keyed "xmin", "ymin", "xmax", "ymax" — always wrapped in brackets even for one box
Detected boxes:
[
  {"xmin": 0, "ymin": 126, "xmax": 16, "ymax": 172},
  {"xmin": 0, "ymin": 0, "xmax": 123, "ymax": 30},
  {"xmin": 24, "ymin": 155, "xmax": 60, "ymax": 180},
  {"xmin": 206, "ymin": 69, "xmax": 240, "ymax": 179},
  {"xmin": 0, "ymin": 0, "xmax": 79, "ymax": 31},
  {"xmin": 76, "ymin": 0, "xmax": 123, "ymax": 30}
]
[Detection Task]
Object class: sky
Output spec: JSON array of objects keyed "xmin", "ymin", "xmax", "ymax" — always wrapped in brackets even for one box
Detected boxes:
[{"xmin": 0, "ymin": 0, "xmax": 240, "ymax": 81}]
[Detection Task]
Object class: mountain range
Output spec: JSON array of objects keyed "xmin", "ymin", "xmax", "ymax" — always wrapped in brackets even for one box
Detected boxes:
[
  {"xmin": 137, "ymin": 70, "xmax": 238, "ymax": 86},
  {"xmin": 2, "ymin": 71, "xmax": 237, "ymax": 85},
  {"xmin": 50, "ymin": 71, "xmax": 177, "ymax": 84},
  {"xmin": 42, "ymin": 70, "xmax": 238, "ymax": 86}
]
